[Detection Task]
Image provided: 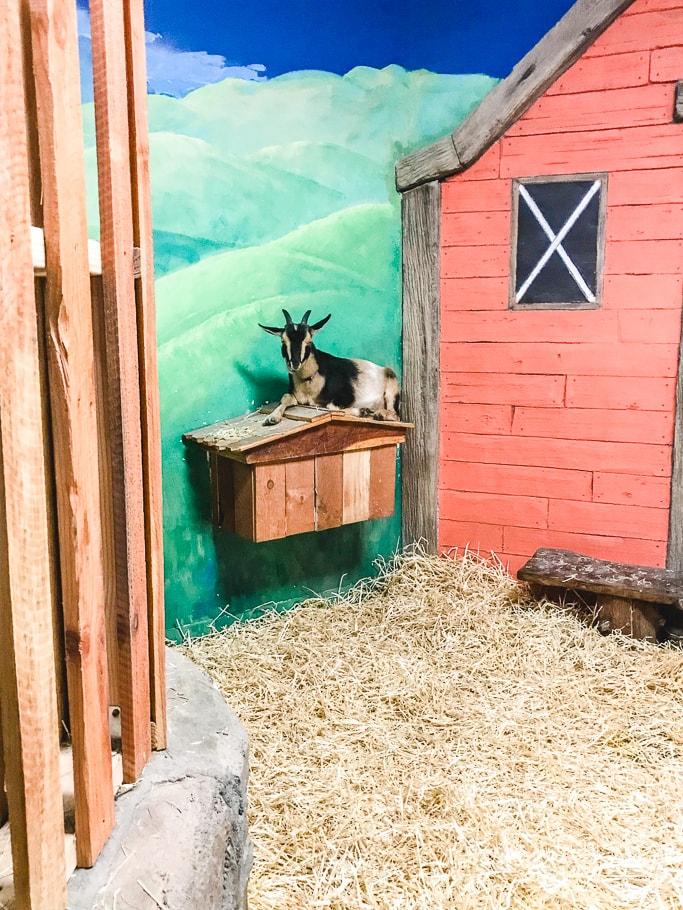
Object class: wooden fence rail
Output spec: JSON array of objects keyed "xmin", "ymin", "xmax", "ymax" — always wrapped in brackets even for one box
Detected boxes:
[{"xmin": 0, "ymin": 0, "xmax": 165, "ymax": 907}]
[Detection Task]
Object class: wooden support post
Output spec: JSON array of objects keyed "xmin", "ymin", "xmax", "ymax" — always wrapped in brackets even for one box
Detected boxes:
[
  {"xmin": 596, "ymin": 594, "xmax": 660, "ymax": 643},
  {"xmin": 28, "ymin": 0, "xmax": 115, "ymax": 865},
  {"xmin": 401, "ymin": 181, "xmax": 441, "ymax": 551},
  {"xmin": 123, "ymin": 0, "xmax": 167, "ymax": 749},
  {"xmin": 0, "ymin": 0, "xmax": 67, "ymax": 903},
  {"xmin": 89, "ymin": 0, "xmax": 151, "ymax": 782}
]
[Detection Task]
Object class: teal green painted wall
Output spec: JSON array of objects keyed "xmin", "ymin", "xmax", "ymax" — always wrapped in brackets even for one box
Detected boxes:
[{"xmin": 83, "ymin": 65, "xmax": 496, "ymax": 637}]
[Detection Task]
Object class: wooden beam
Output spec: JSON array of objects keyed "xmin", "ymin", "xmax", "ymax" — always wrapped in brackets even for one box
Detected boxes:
[
  {"xmin": 29, "ymin": 0, "xmax": 115, "ymax": 866},
  {"xmin": 0, "ymin": 0, "xmax": 66, "ymax": 903},
  {"xmin": 123, "ymin": 0, "xmax": 167, "ymax": 750},
  {"xmin": 89, "ymin": 0, "xmax": 151, "ymax": 782},
  {"xmin": 396, "ymin": 0, "xmax": 636, "ymax": 190},
  {"xmin": 401, "ymin": 182, "xmax": 441, "ymax": 552}
]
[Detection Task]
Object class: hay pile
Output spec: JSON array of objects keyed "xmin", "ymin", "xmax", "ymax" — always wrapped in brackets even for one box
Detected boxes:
[{"xmin": 181, "ymin": 550, "xmax": 683, "ymax": 910}]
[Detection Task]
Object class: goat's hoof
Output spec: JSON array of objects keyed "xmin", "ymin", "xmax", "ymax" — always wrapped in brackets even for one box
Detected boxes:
[{"xmin": 263, "ymin": 416, "xmax": 280, "ymax": 426}]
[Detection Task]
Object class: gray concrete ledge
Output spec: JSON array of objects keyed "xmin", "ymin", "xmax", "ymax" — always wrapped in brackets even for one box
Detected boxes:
[{"xmin": 68, "ymin": 648, "xmax": 252, "ymax": 910}]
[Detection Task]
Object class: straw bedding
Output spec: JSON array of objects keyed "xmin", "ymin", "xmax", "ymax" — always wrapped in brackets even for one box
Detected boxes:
[{"xmin": 181, "ymin": 549, "xmax": 683, "ymax": 910}]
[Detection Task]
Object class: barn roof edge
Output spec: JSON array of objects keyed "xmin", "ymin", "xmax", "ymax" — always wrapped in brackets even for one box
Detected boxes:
[{"xmin": 395, "ymin": 0, "xmax": 637, "ymax": 193}]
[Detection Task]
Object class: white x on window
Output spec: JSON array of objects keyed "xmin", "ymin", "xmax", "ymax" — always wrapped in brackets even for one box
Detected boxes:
[{"xmin": 516, "ymin": 179, "xmax": 601, "ymax": 304}]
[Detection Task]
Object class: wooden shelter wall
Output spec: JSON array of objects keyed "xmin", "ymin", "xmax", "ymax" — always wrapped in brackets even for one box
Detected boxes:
[{"xmin": 439, "ymin": 0, "xmax": 683, "ymax": 573}]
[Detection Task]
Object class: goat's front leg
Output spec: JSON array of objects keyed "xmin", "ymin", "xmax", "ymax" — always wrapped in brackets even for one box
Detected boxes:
[{"xmin": 264, "ymin": 392, "xmax": 297, "ymax": 425}]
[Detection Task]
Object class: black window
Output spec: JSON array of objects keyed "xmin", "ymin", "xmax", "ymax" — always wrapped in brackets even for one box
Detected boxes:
[{"xmin": 511, "ymin": 175, "xmax": 606, "ymax": 309}]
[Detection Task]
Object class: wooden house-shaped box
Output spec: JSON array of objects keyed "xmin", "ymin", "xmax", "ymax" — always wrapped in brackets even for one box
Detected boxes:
[
  {"xmin": 397, "ymin": 0, "xmax": 683, "ymax": 575},
  {"xmin": 184, "ymin": 407, "xmax": 411, "ymax": 542}
]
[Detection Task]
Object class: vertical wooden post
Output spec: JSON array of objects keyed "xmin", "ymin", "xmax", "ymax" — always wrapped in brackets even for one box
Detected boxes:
[
  {"xmin": 89, "ymin": 0, "xmax": 151, "ymax": 782},
  {"xmin": 0, "ymin": 0, "xmax": 67, "ymax": 905},
  {"xmin": 123, "ymin": 0, "xmax": 167, "ymax": 749},
  {"xmin": 401, "ymin": 181, "xmax": 441, "ymax": 552},
  {"xmin": 0, "ymin": 705, "xmax": 8, "ymax": 827},
  {"xmin": 28, "ymin": 0, "xmax": 116, "ymax": 866}
]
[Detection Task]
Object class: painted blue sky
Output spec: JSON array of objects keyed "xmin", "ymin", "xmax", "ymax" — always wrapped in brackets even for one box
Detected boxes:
[{"xmin": 142, "ymin": 0, "xmax": 576, "ymax": 82}]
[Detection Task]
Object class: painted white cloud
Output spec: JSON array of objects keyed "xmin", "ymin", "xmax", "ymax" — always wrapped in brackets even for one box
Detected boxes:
[{"xmin": 77, "ymin": 5, "xmax": 266, "ymax": 100}]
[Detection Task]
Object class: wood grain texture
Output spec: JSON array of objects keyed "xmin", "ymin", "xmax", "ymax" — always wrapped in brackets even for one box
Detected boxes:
[
  {"xmin": 401, "ymin": 182, "xmax": 441, "ymax": 552},
  {"xmin": 91, "ymin": 278, "xmax": 120, "ymax": 708},
  {"xmin": 518, "ymin": 547, "xmax": 683, "ymax": 603},
  {"xmin": 285, "ymin": 459, "xmax": 316, "ymax": 536},
  {"xmin": 0, "ymin": 0, "xmax": 67, "ymax": 901},
  {"xmin": 29, "ymin": 0, "xmax": 115, "ymax": 866},
  {"xmin": 396, "ymin": 0, "xmax": 636, "ymax": 191},
  {"xmin": 90, "ymin": 0, "xmax": 151, "ymax": 782},
  {"xmin": 675, "ymin": 81, "xmax": 683, "ymax": 123},
  {"xmin": 369, "ymin": 447, "xmax": 397, "ymax": 519},
  {"xmin": 233, "ymin": 461, "xmax": 256, "ymax": 540},
  {"xmin": 667, "ymin": 265, "xmax": 683, "ymax": 571},
  {"xmin": 315, "ymin": 454, "xmax": 344, "ymax": 530},
  {"xmin": 122, "ymin": 0, "xmax": 166, "ymax": 750},
  {"xmin": 254, "ymin": 463, "xmax": 286, "ymax": 541},
  {"xmin": 342, "ymin": 451, "xmax": 371, "ymax": 524},
  {"xmin": 0, "ymin": 704, "xmax": 7, "ymax": 826}
]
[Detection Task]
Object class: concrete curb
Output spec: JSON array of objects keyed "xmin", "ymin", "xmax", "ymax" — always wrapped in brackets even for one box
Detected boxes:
[{"xmin": 68, "ymin": 649, "xmax": 252, "ymax": 910}]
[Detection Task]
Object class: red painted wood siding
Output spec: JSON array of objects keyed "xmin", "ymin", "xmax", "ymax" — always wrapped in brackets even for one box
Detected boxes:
[{"xmin": 439, "ymin": 0, "xmax": 683, "ymax": 573}]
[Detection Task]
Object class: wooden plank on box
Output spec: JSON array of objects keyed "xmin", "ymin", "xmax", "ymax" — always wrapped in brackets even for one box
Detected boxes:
[
  {"xmin": 315, "ymin": 454, "xmax": 344, "ymax": 531},
  {"xmin": 369, "ymin": 447, "xmax": 397, "ymax": 519},
  {"xmin": 254, "ymin": 463, "xmax": 287, "ymax": 541},
  {"xmin": 342, "ymin": 451, "xmax": 371, "ymax": 525},
  {"xmin": 90, "ymin": 0, "xmax": 151, "ymax": 782},
  {"xmin": 285, "ymin": 459, "xmax": 316, "ymax": 536},
  {"xmin": 123, "ymin": 0, "xmax": 166, "ymax": 751},
  {"xmin": 233, "ymin": 461, "xmax": 256, "ymax": 540},
  {"xmin": 29, "ymin": 0, "xmax": 115, "ymax": 866},
  {"xmin": 0, "ymin": 0, "xmax": 67, "ymax": 901}
]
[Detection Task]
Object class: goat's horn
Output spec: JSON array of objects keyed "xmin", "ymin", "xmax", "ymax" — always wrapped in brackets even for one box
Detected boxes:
[
  {"xmin": 282, "ymin": 309, "xmax": 294, "ymax": 325},
  {"xmin": 301, "ymin": 310, "xmax": 311, "ymax": 325}
]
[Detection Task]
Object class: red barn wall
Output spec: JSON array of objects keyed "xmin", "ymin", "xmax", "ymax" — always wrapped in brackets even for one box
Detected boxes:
[{"xmin": 439, "ymin": 0, "xmax": 683, "ymax": 573}]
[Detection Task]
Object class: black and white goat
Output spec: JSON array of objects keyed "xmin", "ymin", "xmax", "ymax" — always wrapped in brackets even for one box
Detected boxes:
[{"xmin": 259, "ymin": 309, "xmax": 400, "ymax": 425}]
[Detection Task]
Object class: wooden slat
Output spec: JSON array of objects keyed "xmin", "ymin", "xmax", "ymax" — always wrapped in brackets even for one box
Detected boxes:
[
  {"xmin": 243, "ymin": 424, "xmax": 407, "ymax": 465},
  {"xmin": 342, "ymin": 451, "xmax": 371, "ymax": 525},
  {"xmin": 233, "ymin": 462, "xmax": 256, "ymax": 540},
  {"xmin": 315, "ymin": 455, "xmax": 344, "ymax": 531},
  {"xmin": 369, "ymin": 447, "xmax": 397, "ymax": 520},
  {"xmin": 91, "ymin": 278, "xmax": 120, "ymax": 708},
  {"xmin": 254, "ymin": 464, "xmax": 287, "ymax": 541},
  {"xmin": 401, "ymin": 182, "xmax": 441, "ymax": 552},
  {"xmin": 285, "ymin": 459, "xmax": 316, "ymax": 536},
  {"xmin": 0, "ymin": 0, "xmax": 66, "ymax": 901},
  {"xmin": 123, "ymin": 0, "xmax": 167, "ymax": 751},
  {"xmin": 90, "ymin": 0, "xmax": 151, "ymax": 782},
  {"xmin": 0, "ymin": 704, "xmax": 7, "ymax": 827},
  {"xmin": 29, "ymin": 0, "xmax": 115, "ymax": 866},
  {"xmin": 395, "ymin": 0, "xmax": 636, "ymax": 190}
]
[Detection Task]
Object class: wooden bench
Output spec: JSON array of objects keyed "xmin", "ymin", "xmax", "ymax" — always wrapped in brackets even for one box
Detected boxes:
[{"xmin": 517, "ymin": 548, "xmax": 683, "ymax": 642}]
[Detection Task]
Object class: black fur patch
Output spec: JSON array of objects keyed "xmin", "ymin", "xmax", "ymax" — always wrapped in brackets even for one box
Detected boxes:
[{"xmin": 316, "ymin": 349, "xmax": 359, "ymax": 409}]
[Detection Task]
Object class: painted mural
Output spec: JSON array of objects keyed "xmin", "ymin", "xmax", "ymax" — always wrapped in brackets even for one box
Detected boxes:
[{"xmin": 78, "ymin": 1, "xmax": 573, "ymax": 637}]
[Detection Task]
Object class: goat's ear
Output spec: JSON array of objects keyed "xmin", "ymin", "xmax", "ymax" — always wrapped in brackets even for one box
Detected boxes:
[
  {"xmin": 258, "ymin": 323, "xmax": 284, "ymax": 336},
  {"xmin": 310, "ymin": 313, "xmax": 331, "ymax": 334}
]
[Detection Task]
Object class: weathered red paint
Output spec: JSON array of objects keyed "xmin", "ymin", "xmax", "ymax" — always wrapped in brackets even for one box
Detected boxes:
[{"xmin": 439, "ymin": 0, "xmax": 683, "ymax": 570}]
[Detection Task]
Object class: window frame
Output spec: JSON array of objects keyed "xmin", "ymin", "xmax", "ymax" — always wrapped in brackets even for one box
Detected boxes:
[{"xmin": 509, "ymin": 172, "xmax": 608, "ymax": 311}]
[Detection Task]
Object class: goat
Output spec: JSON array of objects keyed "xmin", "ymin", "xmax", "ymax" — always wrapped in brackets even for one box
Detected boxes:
[{"xmin": 259, "ymin": 309, "xmax": 400, "ymax": 426}]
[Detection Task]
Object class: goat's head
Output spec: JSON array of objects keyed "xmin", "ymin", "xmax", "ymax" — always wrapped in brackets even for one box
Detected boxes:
[{"xmin": 259, "ymin": 309, "xmax": 331, "ymax": 373}]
